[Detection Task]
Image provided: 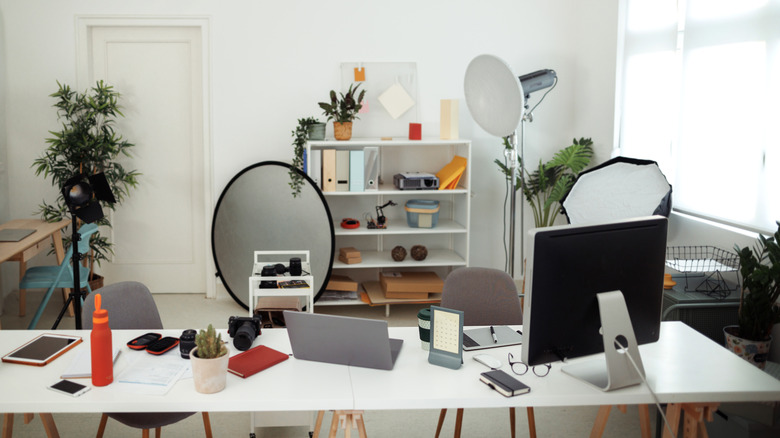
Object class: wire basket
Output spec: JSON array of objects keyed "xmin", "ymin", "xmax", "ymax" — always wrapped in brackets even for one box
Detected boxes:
[{"xmin": 665, "ymin": 246, "xmax": 740, "ymax": 298}]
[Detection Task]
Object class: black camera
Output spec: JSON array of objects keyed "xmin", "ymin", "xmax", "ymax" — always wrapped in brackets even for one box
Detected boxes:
[
  {"xmin": 227, "ymin": 315, "xmax": 262, "ymax": 351},
  {"xmin": 179, "ymin": 329, "xmax": 197, "ymax": 359}
]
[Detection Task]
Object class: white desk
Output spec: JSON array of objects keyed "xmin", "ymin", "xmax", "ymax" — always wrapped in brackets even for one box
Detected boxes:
[{"xmin": 1, "ymin": 322, "xmax": 778, "ymax": 416}]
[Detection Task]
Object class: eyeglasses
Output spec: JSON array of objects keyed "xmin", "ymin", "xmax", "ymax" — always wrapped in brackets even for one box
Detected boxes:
[{"xmin": 507, "ymin": 352, "xmax": 551, "ymax": 377}]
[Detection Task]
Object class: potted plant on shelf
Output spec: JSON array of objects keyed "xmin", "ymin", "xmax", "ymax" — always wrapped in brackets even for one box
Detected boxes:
[
  {"xmin": 495, "ymin": 137, "xmax": 593, "ymax": 228},
  {"xmin": 289, "ymin": 117, "xmax": 323, "ymax": 197},
  {"xmin": 725, "ymin": 221, "xmax": 780, "ymax": 369},
  {"xmin": 318, "ymin": 82, "xmax": 366, "ymax": 141},
  {"xmin": 190, "ymin": 324, "xmax": 229, "ymax": 394},
  {"xmin": 32, "ymin": 80, "xmax": 140, "ymax": 289}
]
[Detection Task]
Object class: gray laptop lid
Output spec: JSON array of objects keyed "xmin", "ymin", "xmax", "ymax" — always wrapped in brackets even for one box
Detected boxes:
[
  {"xmin": 283, "ymin": 311, "xmax": 403, "ymax": 370},
  {"xmin": 0, "ymin": 229, "xmax": 35, "ymax": 242}
]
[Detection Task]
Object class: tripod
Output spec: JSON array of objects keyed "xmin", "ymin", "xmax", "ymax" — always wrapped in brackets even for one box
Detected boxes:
[{"xmin": 51, "ymin": 217, "xmax": 88, "ymax": 330}]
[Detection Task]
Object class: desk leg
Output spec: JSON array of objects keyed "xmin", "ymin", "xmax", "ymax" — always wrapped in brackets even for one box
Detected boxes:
[
  {"xmin": 590, "ymin": 405, "xmax": 612, "ymax": 438},
  {"xmin": 527, "ymin": 407, "xmax": 537, "ymax": 438},
  {"xmin": 313, "ymin": 411, "xmax": 325, "ymax": 438},
  {"xmin": 38, "ymin": 414, "xmax": 59, "ymax": 438},
  {"xmin": 638, "ymin": 404, "xmax": 652, "ymax": 438},
  {"xmin": 2, "ymin": 414, "xmax": 13, "ymax": 438},
  {"xmin": 663, "ymin": 404, "xmax": 682, "ymax": 438}
]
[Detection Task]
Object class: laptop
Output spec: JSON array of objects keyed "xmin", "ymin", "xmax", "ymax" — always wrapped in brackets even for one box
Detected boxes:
[
  {"xmin": 462, "ymin": 326, "xmax": 524, "ymax": 351},
  {"xmin": 0, "ymin": 229, "xmax": 35, "ymax": 242},
  {"xmin": 283, "ymin": 311, "xmax": 403, "ymax": 370}
]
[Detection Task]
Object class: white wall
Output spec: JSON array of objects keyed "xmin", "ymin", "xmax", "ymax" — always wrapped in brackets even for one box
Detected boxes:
[{"xmin": 0, "ymin": 0, "xmax": 620, "ymax": 297}]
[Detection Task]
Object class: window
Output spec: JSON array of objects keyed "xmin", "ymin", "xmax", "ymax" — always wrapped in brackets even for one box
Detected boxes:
[{"xmin": 617, "ymin": 0, "xmax": 779, "ymax": 233}]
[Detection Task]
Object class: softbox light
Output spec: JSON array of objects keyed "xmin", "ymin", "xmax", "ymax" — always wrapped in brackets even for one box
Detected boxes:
[{"xmin": 561, "ymin": 157, "xmax": 672, "ymax": 225}]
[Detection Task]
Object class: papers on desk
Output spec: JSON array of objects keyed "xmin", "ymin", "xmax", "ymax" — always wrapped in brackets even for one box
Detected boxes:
[
  {"xmin": 61, "ymin": 348, "xmax": 121, "ymax": 379},
  {"xmin": 115, "ymin": 352, "xmax": 190, "ymax": 396}
]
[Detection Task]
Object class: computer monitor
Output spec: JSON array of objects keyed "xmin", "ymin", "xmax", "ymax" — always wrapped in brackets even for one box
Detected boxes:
[{"xmin": 521, "ymin": 216, "xmax": 668, "ymax": 391}]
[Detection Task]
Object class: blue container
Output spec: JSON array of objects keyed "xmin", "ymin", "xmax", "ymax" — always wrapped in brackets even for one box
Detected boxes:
[{"xmin": 405, "ymin": 200, "xmax": 440, "ymax": 228}]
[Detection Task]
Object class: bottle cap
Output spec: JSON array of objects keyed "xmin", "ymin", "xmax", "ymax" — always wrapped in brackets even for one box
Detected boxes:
[{"xmin": 93, "ymin": 293, "xmax": 109, "ymax": 324}]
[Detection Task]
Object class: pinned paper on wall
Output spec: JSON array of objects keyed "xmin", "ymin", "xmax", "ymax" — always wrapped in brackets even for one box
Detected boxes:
[
  {"xmin": 340, "ymin": 62, "xmax": 418, "ymax": 138},
  {"xmin": 378, "ymin": 83, "xmax": 415, "ymax": 119},
  {"xmin": 354, "ymin": 67, "xmax": 366, "ymax": 82}
]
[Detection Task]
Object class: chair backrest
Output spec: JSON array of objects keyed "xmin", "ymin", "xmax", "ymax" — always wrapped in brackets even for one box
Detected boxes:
[
  {"xmin": 57, "ymin": 223, "xmax": 100, "ymax": 268},
  {"xmin": 81, "ymin": 281, "xmax": 164, "ymax": 330},
  {"xmin": 440, "ymin": 267, "xmax": 523, "ymax": 326}
]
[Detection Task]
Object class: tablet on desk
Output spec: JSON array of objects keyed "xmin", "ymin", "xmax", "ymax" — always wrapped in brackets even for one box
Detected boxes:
[{"xmin": 2, "ymin": 333, "xmax": 82, "ymax": 366}]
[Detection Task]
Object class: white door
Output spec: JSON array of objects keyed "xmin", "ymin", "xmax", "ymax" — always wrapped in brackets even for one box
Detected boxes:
[{"xmin": 82, "ymin": 22, "xmax": 211, "ymax": 294}]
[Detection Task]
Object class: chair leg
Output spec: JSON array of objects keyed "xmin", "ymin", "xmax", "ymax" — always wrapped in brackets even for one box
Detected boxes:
[
  {"xmin": 527, "ymin": 407, "xmax": 537, "ymax": 438},
  {"xmin": 96, "ymin": 413, "xmax": 109, "ymax": 438},
  {"xmin": 435, "ymin": 409, "xmax": 447, "ymax": 438},
  {"xmin": 201, "ymin": 412, "xmax": 213, "ymax": 438},
  {"xmin": 453, "ymin": 408, "xmax": 464, "ymax": 438},
  {"xmin": 509, "ymin": 407, "xmax": 516, "ymax": 438},
  {"xmin": 18, "ymin": 260, "xmax": 26, "ymax": 316}
]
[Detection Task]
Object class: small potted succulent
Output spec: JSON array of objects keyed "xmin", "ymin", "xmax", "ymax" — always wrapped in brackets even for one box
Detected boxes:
[
  {"xmin": 190, "ymin": 324, "xmax": 229, "ymax": 393},
  {"xmin": 318, "ymin": 82, "xmax": 366, "ymax": 141},
  {"xmin": 724, "ymin": 221, "xmax": 780, "ymax": 369}
]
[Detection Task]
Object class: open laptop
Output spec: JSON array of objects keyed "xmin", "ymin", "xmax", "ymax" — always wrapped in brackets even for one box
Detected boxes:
[
  {"xmin": 283, "ymin": 311, "xmax": 403, "ymax": 370},
  {"xmin": 462, "ymin": 326, "xmax": 524, "ymax": 351}
]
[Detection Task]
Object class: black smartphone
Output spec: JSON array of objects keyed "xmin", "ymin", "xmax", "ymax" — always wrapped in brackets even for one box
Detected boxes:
[
  {"xmin": 127, "ymin": 333, "xmax": 162, "ymax": 350},
  {"xmin": 146, "ymin": 337, "xmax": 179, "ymax": 355},
  {"xmin": 48, "ymin": 379, "xmax": 90, "ymax": 397}
]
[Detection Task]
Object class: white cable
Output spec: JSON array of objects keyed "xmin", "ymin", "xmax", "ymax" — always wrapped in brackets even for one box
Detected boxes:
[{"xmin": 614, "ymin": 339, "xmax": 677, "ymax": 438}]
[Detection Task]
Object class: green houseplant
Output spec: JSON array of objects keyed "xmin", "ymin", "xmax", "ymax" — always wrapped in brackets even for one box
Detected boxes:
[
  {"xmin": 725, "ymin": 221, "xmax": 780, "ymax": 369},
  {"xmin": 289, "ymin": 117, "xmax": 323, "ymax": 197},
  {"xmin": 191, "ymin": 324, "xmax": 229, "ymax": 394},
  {"xmin": 495, "ymin": 137, "xmax": 594, "ymax": 228},
  {"xmin": 32, "ymin": 80, "xmax": 140, "ymax": 283},
  {"xmin": 318, "ymin": 82, "xmax": 366, "ymax": 141}
]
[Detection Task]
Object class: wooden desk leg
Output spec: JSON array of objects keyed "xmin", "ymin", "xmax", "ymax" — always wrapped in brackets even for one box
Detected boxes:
[
  {"xmin": 38, "ymin": 414, "xmax": 60, "ymax": 438},
  {"xmin": 590, "ymin": 405, "xmax": 612, "ymax": 438},
  {"xmin": 313, "ymin": 410, "xmax": 325, "ymax": 438},
  {"xmin": 355, "ymin": 412, "xmax": 367, "ymax": 438},
  {"xmin": 509, "ymin": 407, "xmax": 516, "ymax": 438},
  {"xmin": 329, "ymin": 411, "xmax": 341, "ymax": 438},
  {"xmin": 3, "ymin": 414, "xmax": 13, "ymax": 438},
  {"xmin": 663, "ymin": 404, "xmax": 682, "ymax": 438},
  {"xmin": 453, "ymin": 408, "xmax": 464, "ymax": 438},
  {"xmin": 527, "ymin": 407, "xmax": 537, "ymax": 438},
  {"xmin": 435, "ymin": 409, "xmax": 447, "ymax": 438},
  {"xmin": 638, "ymin": 405, "xmax": 652, "ymax": 438}
]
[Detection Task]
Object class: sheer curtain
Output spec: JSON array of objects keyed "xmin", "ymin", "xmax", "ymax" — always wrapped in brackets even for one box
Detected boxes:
[{"xmin": 617, "ymin": 0, "xmax": 779, "ymax": 233}]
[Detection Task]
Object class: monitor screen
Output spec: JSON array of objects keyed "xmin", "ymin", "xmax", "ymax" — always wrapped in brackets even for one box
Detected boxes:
[{"xmin": 521, "ymin": 216, "xmax": 668, "ymax": 367}]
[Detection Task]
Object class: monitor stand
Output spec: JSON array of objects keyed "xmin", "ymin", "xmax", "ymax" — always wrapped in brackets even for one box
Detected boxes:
[{"xmin": 561, "ymin": 290, "xmax": 645, "ymax": 391}]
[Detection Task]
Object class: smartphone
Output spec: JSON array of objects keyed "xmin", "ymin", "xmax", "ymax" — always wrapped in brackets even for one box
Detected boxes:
[
  {"xmin": 48, "ymin": 379, "xmax": 90, "ymax": 397},
  {"xmin": 146, "ymin": 337, "xmax": 179, "ymax": 355}
]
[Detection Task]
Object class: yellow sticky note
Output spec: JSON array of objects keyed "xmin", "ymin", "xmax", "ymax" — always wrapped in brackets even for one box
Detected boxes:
[{"xmin": 354, "ymin": 67, "xmax": 366, "ymax": 82}]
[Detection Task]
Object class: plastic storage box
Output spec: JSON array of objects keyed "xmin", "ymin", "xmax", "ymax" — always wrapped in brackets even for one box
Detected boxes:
[{"xmin": 405, "ymin": 199, "xmax": 440, "ymax": 228}]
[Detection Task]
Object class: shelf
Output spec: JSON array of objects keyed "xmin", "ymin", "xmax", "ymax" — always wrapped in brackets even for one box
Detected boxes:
[
  {"xmin": 332, "ymin": 249, "xmax": 466, "ymax": 269},
  {"xmin": 309, "ymin": 138, "xmax": 470, "ymax": 148},
  {"xmin": 334, "ymin": 219, "xmax": 467, "ymax": 236},
  {"xmin": 322, "ymin": 185, "xmax": 468, "ymax": 196}
]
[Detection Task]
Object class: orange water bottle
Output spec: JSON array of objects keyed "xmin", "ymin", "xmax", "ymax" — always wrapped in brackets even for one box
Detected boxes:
[{"xmin": 91, "ymin": 293, "xmax": 113, "ymax": 386}]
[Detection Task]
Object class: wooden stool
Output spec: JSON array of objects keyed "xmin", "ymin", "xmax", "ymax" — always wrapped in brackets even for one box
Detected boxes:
[{"xmin": 313, "ymin": 410, "xmax": 367, "ymax": 438}]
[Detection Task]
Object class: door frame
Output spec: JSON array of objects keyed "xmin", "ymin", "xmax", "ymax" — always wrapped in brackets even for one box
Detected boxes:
[{"xmin": 75, "ymin": 16, "xmax": 216, "ymax": 298}]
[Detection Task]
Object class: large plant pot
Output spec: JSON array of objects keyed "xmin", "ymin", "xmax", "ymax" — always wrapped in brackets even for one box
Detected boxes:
[
  {"xmin": 333, "ymin": 122, "xmax": 353, "ymax": 141},
  {"xmin": 724, "ymin": 325, "xmax": 772, "ymax": 370},
  {"xmin": 190, "ymin": 347, "xmax": 229, "ymax": 394}
]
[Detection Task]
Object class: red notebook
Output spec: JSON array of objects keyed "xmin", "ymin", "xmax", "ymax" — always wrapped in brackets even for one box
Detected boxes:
[{"xmin": 227, "ymin": 345, "xmax": 289, "ymax": 378}]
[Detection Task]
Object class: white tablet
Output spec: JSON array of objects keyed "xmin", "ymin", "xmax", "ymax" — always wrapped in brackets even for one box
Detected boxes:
[{"xmin": 2, "ymin": 333, "xmax": 82, "ymax": 366}]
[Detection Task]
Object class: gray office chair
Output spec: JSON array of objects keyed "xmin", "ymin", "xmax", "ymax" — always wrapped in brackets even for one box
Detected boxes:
[
  {"xmin": 435, "ymin": 267, "xmax": 536, "ymax": 438},
  {"xmin": 82, "ymin": 281, "xmax": 213, "ymax": 438}
]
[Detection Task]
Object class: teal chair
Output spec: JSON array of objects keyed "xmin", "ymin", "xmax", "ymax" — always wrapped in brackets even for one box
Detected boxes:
[{"xmin": 20, "ymin": 223, "xmax": 99, "ymax": 329}]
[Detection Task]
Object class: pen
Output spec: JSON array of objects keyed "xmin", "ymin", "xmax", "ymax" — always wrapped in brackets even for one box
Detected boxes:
[{"xmin": 490, "ymin": 326, "xmax": 498, "ymax": 343}]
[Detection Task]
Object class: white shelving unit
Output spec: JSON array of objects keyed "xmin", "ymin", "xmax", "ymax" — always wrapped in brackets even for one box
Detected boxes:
[
  {"xmin": 305, "ymin": 138, "xmax": 471, "ymax": 310},
  {"xmin": 248, "ymin": 250, "xmax": 314, "ymax": 315}
]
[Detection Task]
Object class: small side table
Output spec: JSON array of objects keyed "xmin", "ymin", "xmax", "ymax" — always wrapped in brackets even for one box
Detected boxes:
[{"xmin": 248, "ymin": 250, "xmax": 314, "ymax": 316}]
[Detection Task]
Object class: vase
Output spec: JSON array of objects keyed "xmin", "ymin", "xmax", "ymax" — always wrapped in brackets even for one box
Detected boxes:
[
  {"xmin": 333, "ymin": 122, "xmax": 353, "ymax": 141},
  {"xmin": 307, "ymin": 123, "xmax": 326, "ymax": 141},
  {"xmin": 190, "ymin": 347, "xmax": 229, "ymax": 394},
  {"xmin": 723, "ymin": 325, "xmax": 772, "ymax": 370}
]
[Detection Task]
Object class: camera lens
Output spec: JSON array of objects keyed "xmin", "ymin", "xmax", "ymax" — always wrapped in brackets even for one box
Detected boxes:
[
  {"xmin": 289, "ymin": 257, "xmax": 302, "ymax": 276},
  {"xmin": 179, "ymin": 329, "xmax": 197, "ymax": 359},
  {"xmin": 233, "ymin": 321, "xmax": 256, "ymax": 351}
]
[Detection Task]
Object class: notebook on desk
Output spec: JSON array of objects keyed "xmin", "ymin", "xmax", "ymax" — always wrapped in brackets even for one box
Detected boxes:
[
  {"xmin": 0, "ymin": 228, "xmax": 35, "ymax": 242},
  {"xmin": 283, "ymin": 311, "xmax": 403, "ymax": 370},
  {"xmin": 463, "ymin": 326, "xmax": 523, "ymax": 351}
]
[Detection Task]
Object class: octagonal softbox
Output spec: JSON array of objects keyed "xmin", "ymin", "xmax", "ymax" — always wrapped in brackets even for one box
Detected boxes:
[{"xmin": 561, "ymin": 157, "xmax": 672, "ymax": 225}]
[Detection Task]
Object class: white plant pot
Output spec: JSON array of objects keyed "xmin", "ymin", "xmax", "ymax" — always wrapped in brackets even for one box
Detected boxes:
[
  {"xmin": 190, "ymin": 347, "xmax": 229, "ymax": 394},
  {"xmin": 723, "ymin": 325, "xmax": 772, "ymax": 370}
]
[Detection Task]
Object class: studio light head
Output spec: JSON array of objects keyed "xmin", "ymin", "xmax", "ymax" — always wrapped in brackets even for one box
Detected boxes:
[
  {"xmin": 518, "ymin": 69, "xmax": 557, "ymax": 98},
  {"xmin": 61, "ymin": 172, "xmax": 116, "ymax": 224}
]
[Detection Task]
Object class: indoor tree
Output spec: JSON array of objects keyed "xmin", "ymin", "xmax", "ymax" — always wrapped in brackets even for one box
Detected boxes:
[{"xmin": 32, "ymin": 80, "xmax": 140, "ymax": 280}]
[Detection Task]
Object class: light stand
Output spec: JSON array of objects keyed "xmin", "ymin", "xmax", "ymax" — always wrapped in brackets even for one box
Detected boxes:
[{"xmin": 51, "ymin": 172, "xmax": 115, "ymax": 330}]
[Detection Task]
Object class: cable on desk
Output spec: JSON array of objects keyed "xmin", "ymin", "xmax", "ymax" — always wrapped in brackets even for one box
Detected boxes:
[{"xmin": 614, "ymin": 338, "xmax": 677, "ymax": 438}]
